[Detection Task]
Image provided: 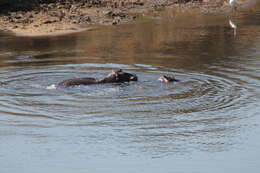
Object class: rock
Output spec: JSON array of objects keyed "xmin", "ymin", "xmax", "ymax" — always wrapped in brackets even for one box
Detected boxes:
[
  {"xmin": 14, "ymin": 15, "xmax": 22, "ymax": 19},
  {"xmin": 43, "ymin": 19, "xmax": 58, "ymax": 24},
  {"xmin": 112, "ymin": 17, "xmax": 121, "ymax": 25}
]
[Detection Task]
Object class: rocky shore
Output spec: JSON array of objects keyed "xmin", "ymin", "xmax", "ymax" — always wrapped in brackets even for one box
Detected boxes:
[{"xmin": 0, "ymin": 0, "xmax": 235, "ymax": 36}]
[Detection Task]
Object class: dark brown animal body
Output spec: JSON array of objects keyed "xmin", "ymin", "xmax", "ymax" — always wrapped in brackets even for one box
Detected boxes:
[
  {"xmin": 57, "ymin": 69, "xmax": 138, "ymax": 87},
  {"xmin": 158, "ymin": 75, "xmax": 179, "ymax": 83}
]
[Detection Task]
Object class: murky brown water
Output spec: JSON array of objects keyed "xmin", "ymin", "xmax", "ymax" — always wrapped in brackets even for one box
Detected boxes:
[{"xmin": 1, "ymin": 2, "xmax": 260, "ymax": 173}]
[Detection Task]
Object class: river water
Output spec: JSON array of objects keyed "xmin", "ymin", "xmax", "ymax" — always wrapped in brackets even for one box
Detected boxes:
[{"xmin": 0, "ymin": 2, "xmax": 260, "ymax": 173}]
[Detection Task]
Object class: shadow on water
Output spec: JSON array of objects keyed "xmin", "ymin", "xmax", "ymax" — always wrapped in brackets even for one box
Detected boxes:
[{"xmin": 0, "ymin": 1, "xmax": 260, "ymax": 172}]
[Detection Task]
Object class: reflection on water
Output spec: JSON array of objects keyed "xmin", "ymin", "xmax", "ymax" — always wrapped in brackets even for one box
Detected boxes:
[{"xmin": 0, "ymin": 2, "xmax": 260, "ymax": 173}]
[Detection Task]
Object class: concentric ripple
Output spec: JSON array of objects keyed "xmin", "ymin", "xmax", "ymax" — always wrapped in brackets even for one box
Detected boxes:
[
  {"xmin": 0, "ymin": 64, "xmax": 250, "ymax": 123},
  {"xmin": 127, "ymin": 72, "xmax": 246, "ymax": 114}
]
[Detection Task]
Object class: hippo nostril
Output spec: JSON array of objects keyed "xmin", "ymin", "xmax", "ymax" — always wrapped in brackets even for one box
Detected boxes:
[{"xmin": 130, "ymin": 75, "xmax": 138, "ymax": 81}]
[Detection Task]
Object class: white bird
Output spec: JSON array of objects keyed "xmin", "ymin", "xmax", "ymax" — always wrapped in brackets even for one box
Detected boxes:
[
  {"xmin": 229, "ymin": 20, "xmax": 237, "ymax": 29},
  {"xmin": 229, "ymin": 0, "xmax": 236, "ymax": 5},
  {"xmin": 229, "ymin": 20, "xmax": 237, "ymax": 36}
]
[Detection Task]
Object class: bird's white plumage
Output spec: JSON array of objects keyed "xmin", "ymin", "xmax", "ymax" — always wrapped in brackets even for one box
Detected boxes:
[
  {"xmin": 229, "ymin": 20, "xmax": 237, "ymax": 29},
  {"xmin": 229, "ymin": 0, "xmax": 235, "ymax": 5},
  {"xmin": 229, "ymin": 20, "xmax": 237, "ymax": 36}
]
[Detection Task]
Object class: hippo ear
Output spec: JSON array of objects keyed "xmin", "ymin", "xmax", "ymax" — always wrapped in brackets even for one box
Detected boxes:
[
  {"xmin": 112, "ymin": 69, "xmax": 122, "ymax": 73},
  {"xmin": 114, "ymin": 69, "xmax": 122, "ymax": 73}
]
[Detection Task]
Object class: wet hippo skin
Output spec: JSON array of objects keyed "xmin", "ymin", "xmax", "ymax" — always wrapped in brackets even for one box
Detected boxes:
[{"xmin": 57, "ymin": 69, "xmax": 138, "ymax": 87}]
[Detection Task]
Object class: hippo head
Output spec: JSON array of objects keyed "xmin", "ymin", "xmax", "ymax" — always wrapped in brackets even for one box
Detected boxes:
[
  {"xmin": 158, "ymin": 75, "xmax": 179, "ymax": 83},
  {"xmin": 100, "ymin": 69, "xmax": 138, "ymax": 83}
]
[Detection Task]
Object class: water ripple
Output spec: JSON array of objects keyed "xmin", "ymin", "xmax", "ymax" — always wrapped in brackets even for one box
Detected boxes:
[{"xmin": 0, "ymin": 64, "xmax": 252, "ymax": 126}]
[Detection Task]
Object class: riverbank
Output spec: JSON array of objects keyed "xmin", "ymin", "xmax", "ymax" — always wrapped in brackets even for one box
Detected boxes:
[{"xmin": 0, "ymin": 0, "xmax": 241, "ymax": 36}]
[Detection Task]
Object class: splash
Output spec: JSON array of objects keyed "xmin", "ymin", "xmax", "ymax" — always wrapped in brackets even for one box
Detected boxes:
[{"xmin": 46, "ymin": 84, "xmax": 56, "ymax": 90}]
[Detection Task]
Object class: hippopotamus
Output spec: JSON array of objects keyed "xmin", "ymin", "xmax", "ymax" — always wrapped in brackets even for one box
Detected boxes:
[
  {"xmin": 158, "ymin": 75, "xmax": 179, "ymax": 83},
  {"xmin": 57, "ymin": 69, "xmax": 138, "ymax": 87}
]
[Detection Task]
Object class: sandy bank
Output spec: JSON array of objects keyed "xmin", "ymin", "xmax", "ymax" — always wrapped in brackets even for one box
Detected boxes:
[{"xmin": 0, "ymin": 0, "xmax": 250, "ymax": 36}]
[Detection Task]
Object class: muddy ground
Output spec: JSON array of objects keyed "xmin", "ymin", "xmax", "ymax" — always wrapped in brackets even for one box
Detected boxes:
[{"xmin": 0, "ymin": 0, "xmax": 233, "ymax": 36}]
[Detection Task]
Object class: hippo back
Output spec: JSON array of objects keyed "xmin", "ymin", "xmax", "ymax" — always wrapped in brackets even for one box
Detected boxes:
[{"xmin": 58, "ymin": 77, "xmax": 97, "ymax": 87}]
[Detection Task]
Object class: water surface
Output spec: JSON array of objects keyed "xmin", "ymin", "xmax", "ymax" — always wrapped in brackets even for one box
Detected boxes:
[{"xmin": 0, "ymin": 2, "xmax": 260, "ymax": 173}]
